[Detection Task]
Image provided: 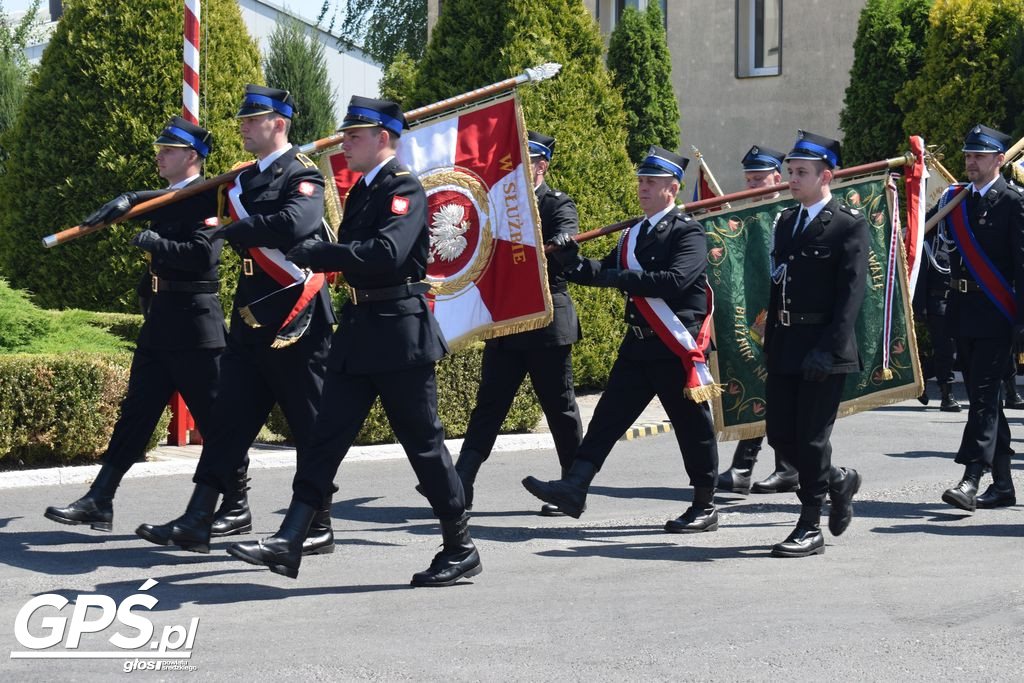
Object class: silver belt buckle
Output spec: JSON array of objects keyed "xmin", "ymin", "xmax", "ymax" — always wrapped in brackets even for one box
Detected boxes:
[
  {"xmin": 957, "ymin": 279, "xmax": 968, "ymax": 293},
  {"xmin": 779, "ymin": 310, "xmax": 791, "ymax": 326},
  {"xmin": 243, "ymin": 258, "xmax": 254, "ymax": 276},
  {"xmin": 151, "ymin": 275, "xmax": 159, "ymax": 293},
  {"xmin": 347, "ymin": 284, "xmax": 358, "ymax": 305},
  {"xmin": 630, "ymin": 325, "xmax": 644, "ymax": 339}
]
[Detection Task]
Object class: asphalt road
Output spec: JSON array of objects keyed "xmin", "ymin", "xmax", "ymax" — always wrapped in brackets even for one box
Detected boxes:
[{"xmin": 1, "ymin": 397, "xmax": 1022, "ymax": 681}]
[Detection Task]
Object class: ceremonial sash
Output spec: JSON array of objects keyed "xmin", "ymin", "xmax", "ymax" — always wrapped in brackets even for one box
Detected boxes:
[
  {"xmin": 225, "ymin": 175, "xmax": 326, "ymax": 347},
  {"xmin": 618, "ymin": 223, "xmax": 721, "ymax": 402},
  {"xmin": 942, "ymin": 184, "xmax": 1017, "ymax": 322}
]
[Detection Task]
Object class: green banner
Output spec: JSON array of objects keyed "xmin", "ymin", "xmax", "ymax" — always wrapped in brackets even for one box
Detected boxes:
[{"xmin": 703, "ymin": 174, "xmax": 922, "ymax": 441}]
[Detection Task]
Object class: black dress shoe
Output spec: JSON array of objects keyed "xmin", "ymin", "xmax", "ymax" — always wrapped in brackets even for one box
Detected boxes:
[
  {"xmin": 942, "ymin": 478, "xmax": 979, "ymax": 512},
  {"xmin": 975, "ymin": 484, "xmax": 1016, "ymax": 509},
  {"xmin": 411, "ymin": 513, "xmax": 482, "ymax": 587},
  {"xmin": 771, "ymin": 525, "xmax": 824, "ymax": 558},
  {"xmin": 828, "ymin": 468, "xmax": 861, "ymax": 536},
  {"xmin": 917, "ymin": 391, "xmax": 929, "ymax": 406},
  {"xmin": 539, "ymin": 503, "xmax": 565, "ymax": 517},
  {"xmin": 751, "ymin": 471, "xmax": 800, "ymax": 494},
  {"xmin": 664, "ymin": 506, "xmax": 718, "ymax": 533}
]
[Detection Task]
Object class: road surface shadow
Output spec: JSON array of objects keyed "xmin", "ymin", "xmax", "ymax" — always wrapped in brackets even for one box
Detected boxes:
[
  {"xmin": 871, "ymin": 521, "xmax": 1024, "ymax": 537},
  {"xmin": 536, "ymin": 542, "xmax": 770, "ymax": 562}
]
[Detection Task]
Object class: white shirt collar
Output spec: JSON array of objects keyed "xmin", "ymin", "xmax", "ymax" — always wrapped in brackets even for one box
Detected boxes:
[
  {"xmin": 257, "ymin": 145, "xmax": 293, "ymax": 173},
  {"xmin": 362, "ymin": 155, "xmax": 395, "ymax": 187},
  {"xmin": 168, "ymin": 174, "xmax": 200, "ymax": 190},
  {"xmin": 973, "ymin": 175, "xmax": 999, "ymax": 197},
  {"xmin": 800, "ymin": 194, "xmax": 832, "ymax": 224},
  {"xmin": 641, "ymin": 203, "xmax": 676, "ymax": 229}
]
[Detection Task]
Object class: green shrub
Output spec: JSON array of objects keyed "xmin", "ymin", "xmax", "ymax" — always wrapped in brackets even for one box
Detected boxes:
[
  {"xmin": 266, "ymin": 343, "xmax": 542, "ymax": 445},
  {"xmin": 606, "ymin": 4, "xmax": 680, "ymax": 164},
  {"xmin": 0, "ymin": 0, "xmax": 261, "ymax": 312},
  {"xmin": 840, "ymin": 0, "xmax": 932, "ymax": 166},
  {"xmin": 378, "ymin": 51, "xmax": 418, "ymax": 106},
  {"xmin": 0, "ymin": 353, "xmax": 170, "ymax": 466},
  {"xmin": 264, "ymin": 18, "xmax": 336, "ymax": 144},
  {"xmin": 898, "ymin": 0, "xmax": 1024, "ymax": 175},
  {"xmin": 407, "ymin": 0, "xmax": 639, "ymax": 388}
]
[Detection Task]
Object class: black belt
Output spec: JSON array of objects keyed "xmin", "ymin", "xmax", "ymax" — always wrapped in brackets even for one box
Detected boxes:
[
  {"xmin": 347, "ymin": 281, "xmax": 430, "ymax": 305},
  {"xmin": 627, "ymin": 325, "xmax": 660, "ymax": 340},
  {"xmin": 777, "ymin": 311, "xmax": 829, "ymax": 326},
  {"xmin": 151, "ymin": 276, "xmax": 220, "ymax": 294},
  {"xmin": 950, "ymin": 278, "xmax": 982, "ymax": 293}
]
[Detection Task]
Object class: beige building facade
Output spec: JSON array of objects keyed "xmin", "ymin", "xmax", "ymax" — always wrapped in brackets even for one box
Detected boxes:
[{"xmin": 430, "ymin": 0, "xmax": 867, "ymax": 193}]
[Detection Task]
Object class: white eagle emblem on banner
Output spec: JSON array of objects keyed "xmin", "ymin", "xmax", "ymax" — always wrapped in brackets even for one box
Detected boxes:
[{"xmin": 429, "ymin": 203, "xmax": 469, "ymax": 263}]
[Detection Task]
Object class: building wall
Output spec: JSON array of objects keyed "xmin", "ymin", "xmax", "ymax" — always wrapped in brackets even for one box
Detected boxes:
[{"xmin": 430, "ymin": 0, "xmax": 866, "ymax": 194}]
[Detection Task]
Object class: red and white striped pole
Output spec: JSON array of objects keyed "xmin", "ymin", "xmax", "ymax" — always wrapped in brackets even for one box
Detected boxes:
[{"xmin": 182, "ymin": 0, "xmax": 200, "ymax": 123}]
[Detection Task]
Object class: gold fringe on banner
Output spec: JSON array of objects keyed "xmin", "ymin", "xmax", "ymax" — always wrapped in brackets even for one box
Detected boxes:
[
  {"xmin": 685, "ymin": 383, "xmax": 723, "ymax": 403},
  {"xmin": 238, "ymin": 306, "xmax": 261, "ymax": 328}
]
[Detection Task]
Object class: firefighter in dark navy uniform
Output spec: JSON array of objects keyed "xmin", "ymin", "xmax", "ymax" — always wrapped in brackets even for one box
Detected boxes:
[
  {"xmin": 417, "ymin": 130, "xmax": 583, "ymax": 516},
  {"xmin": 717, "ymin": 144, "xmax": 801, "ymax": 496},
  {"xmin": 523, "ymin": 146, "xmax": 721, "ymax": 533},
  {"xmin": 763, "ymin": 131, "xmax": 865, "ymax": 558},
  {"xmin": 940, "ymin": 124, "xmax": 1024, "ymax": 512},
  {"xmin": 135, "ymin": 85, "xmax": 337, "ymax": 555},
  {"xmin": 45, "ymin": 116, "xmax": 225, "ymax": 532},
  {"xmin": 227, "ymin": 96, "xmax": 481, "ymax": 587}
]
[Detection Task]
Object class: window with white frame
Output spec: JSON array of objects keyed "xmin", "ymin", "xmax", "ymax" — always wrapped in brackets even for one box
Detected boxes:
[{"xmin": 736, "ymin": 0, "xmax": 781, "ymax": 78}]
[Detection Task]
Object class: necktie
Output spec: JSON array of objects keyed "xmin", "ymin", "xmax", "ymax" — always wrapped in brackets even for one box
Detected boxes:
[
  {"xmin": 792, "ymin": 209, "xmax": 806, "ymax": 237},
  {"xmin": 638, "ymin": 219, "xmax": 652, "ymax": 240}
]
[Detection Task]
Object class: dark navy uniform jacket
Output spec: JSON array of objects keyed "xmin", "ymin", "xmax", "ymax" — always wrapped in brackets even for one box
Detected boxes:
[
  {"xmin": 570, "ymin": 206, "xmax": 709, "ymax": 361},
  {"xmin": 944, "ymin": 176, "xmax": 1024, "ymax": 338},
  {"xmin": 135, "ymin": 178, "xmax": 226, "ymax": 351},
  {"xmin": 221, "ymin": 145, "xmax": 336, "ymax": 347},
  {"xmin": 489, "ymin": 182, "xmax": 582, "ymax": 350},
  {"xmin": 764, "ymin": 196, "xmax": 869, "ymax": 375},
  {"xmin": 300, "ymin": 156, "xmax": 448, "ymax": 374}
]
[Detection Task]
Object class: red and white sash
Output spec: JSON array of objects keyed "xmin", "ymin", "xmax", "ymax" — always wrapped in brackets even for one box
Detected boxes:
[
  {"xmin": 225, "ymin": 175, "xmax": 325, "ymax": 344},
  {"xmin": 619, "ymin": 222, "xmax": 720, "ymax": 402}
]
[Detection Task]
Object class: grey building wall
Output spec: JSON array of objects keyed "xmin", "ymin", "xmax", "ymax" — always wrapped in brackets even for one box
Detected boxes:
[{"xmin": 430, "ymin": 0, "xmax": 866, "ymax": 194}]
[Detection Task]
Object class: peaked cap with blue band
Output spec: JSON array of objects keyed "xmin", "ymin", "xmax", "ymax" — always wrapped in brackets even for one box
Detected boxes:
[
  {"xmin": 636, "ymin": 146, "xmax": 688, "ymax": 181},
  {"xmin": 235, "ymin": 84, "xmax": 296, "ymax": 119},
  {"xmin": 785, "ymin": 130, "xmax": 841, "ymax": 168},
  {"xmin": 527, "ymin": 130, "xmax": 556, "ymax": 161},
  {"xmin": 962, "ymin": 124, "xmax": 1011, "ymax": 153},
  {"xmin": 741, "ymin": 144, "xmax": 785, "ymax": 172},
  {"xmin": 338, "ymin": 95, "xmax": 407, "ymax": 136},
  {"xmin": 154, "ymin": 115, "xmax": 213, "ymax": 158}
]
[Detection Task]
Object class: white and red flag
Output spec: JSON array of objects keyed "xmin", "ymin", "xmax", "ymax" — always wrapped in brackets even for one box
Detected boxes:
[
  {"xmin": 903, "ymin": 135, "xmax": 928, "ymax": 299},
  {"xmin": 322, "ymin": 93, "xmax": 552, "ymax": 348}
]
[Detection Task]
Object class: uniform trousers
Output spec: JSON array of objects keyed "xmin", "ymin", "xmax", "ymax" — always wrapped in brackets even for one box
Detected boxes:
[
  {"xmin": 101, "ymin": 347, "xmax": 221, "ymax": 473},
  {"xmin": 292, "ymin": 362, "xmax": 466, "ymax": 520},
  {"xmin": 765, "ymin": 372, "xmax": 846, "ymax": 507},
  {"xmin": 193, "ymin": 325, "xmax": 329, "ymax": 494},
  {"xmin": 955, "ymin": 335, "xmax": 1013, "ymax": 466},
  {"xmin": 576, "ymin": 354, "xmax": 718, "ymax": 488},
  {"xmin": 462, "ymin": 344, "xmax": 582, "ymax": 471}
]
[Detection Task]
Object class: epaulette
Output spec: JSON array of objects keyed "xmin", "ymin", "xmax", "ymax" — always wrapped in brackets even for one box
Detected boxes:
[
  {"xmin": 295, "ymin": 153, "xmax": 317, "ymax": 169},
  {"xmin": 393, "ymin": 170, "xmax": 411, "ymax": 176},
  {"xmin": 1006, "ymin": 182, "xmax": 1024, "ymax": 196},
  {"xmin": 839, "ymin": 203, "xmax": 861, "ymax": 217},
  {"xmin": 554, "ymin": 191, "xmax": 562, "ymax": 197}
]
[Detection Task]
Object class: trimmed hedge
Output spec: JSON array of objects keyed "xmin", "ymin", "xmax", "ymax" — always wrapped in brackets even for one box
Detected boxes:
[
  {"xmin": 267, "ymin": 343, "xmax": 542, "ymax": 445},
  {"xmin": 0, "ymin": 354, "xmax": 170, "ymax": 466}
]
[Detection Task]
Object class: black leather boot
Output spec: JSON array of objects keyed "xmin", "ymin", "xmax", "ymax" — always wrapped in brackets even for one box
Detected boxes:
[
  {"xmin": 302, "ymin": 484, "xmax": 338, "ymax": 555},
  {"xmin": 917, "ymin": 386, "xmax": 930, "ymax": 405},
  {"xmin": 976, "ymin": 453, "xmax": 1016, "ymax": 508},
  {"xmin": 227, "ymin": 500, "xmax": 317, "ymax": 579},
  {"xmin": 751, "ymin": 453, "xmax": 800, "ymax": 494},
  {"xmin": 540, "ymin": 466, "xmax": 570, "ymax": 517},
  {"xmin": 411, "ymin": 512, "xmax": 482, "ymax": 587},
  {"xmin": 135, "ymin": 484, "xmax": 219, "ymax": 553},
  {"xmin": 1004, "ymin": 378, "xmax": 1024, "ymax": 410},
  {"xmin": 522, "ymin": 460, "xmax": 599, "ymax": 519},
  {"xmin": 828, "ymin": 467, "xmax": 861, "ymax": 536},
  {"xmin": 941, "ymin": 463, "xmax": 984, "ymax": 512},
  {"xmin": 414, "ymin": 450, "xmax": 484, "ymax": 511},
  {"xmin": 939, "ymin": 383, "xmax": 961, "ymax": 412},
  {"xmin": 665, "ymin": 487, "xmax": 719, "ymax": 533},
  {"xmin": 44, "ymin": 463, "xmax": 124, "ymax": 531},
  {"xmin": 210, "ymin": 469, "xmax": 252, "ymax": 537},
  {"xmin": 771, "ymin": 506, "xmax": 824, "ymax": 558},
  {"xmin": 717, "ymin": 439, "xmax": 761, "ymax": 494}
]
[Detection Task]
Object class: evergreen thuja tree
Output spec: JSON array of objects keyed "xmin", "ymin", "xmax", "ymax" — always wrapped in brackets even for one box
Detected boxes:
[
  {"xmin": 606, "ymin": 3, "xmax": 680, "ymax": 164},
  {"xmin": 264, "ymin": 19, "xmax": 336, "ymax": 144},
  {"xmin": 839, "ymin": 0, "xmax": 932, "ymax": 166},
  {"xmin": 410, "ymin": 0, "xmax": 640, "ymax": 387},
  {"xmin": 0, "ymin": 0, "xmax": 261, "ymax": 311},
  {"xmin": 897, "ymin": 0, "xmax": 1024, "ymax": 175}
]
